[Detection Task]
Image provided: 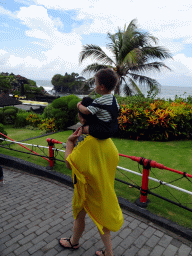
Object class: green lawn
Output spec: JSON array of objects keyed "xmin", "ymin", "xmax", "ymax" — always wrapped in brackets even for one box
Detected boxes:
[{"xmin": 1, "ymin": 126, "xmax": 192, "ymax": 229}]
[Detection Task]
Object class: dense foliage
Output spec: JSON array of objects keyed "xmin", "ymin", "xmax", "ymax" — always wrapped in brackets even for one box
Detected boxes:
[
  {"xmin": 0, "ymin": 106, "xmax": 19, "ymax": 125},
  {"xmin": 118, "ymin": 97, "xmax": 192, "ymax": 141},
  {"xmin": 51, "ymin": 72, "xmax": 86, "ymax": 93},
  {"xmin": 0, "ymin": 123, "xmax": 7, "ymax": 142},
  {"xmin": 0, "ymin": 72, "xmax": 44, "ymax": 99}
]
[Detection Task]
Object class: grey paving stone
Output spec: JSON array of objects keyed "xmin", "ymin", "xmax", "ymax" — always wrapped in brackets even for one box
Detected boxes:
[
  {"xmin": 139, "ymin": 223, "xmax": 148, "ymax": 230},
  {"xmin": 159, "ymin": 234, "xmax": 173, "ymax": 248},
  {"xmin": 119, "ymin": 227, "xmax": 132, "ymax": 239},
  {"xmin": 146, "ymin": 234, "xmax": 161, "ymax": 248},
  {"xmin": 0, "ymin": 227, "xmax": 16, "ymax": 238},
  {"xmin": 10, "ymin": 226, "xmax": 28, "ymax": 238},
  {"xmin": 178, "ymin": 244, "xmax": 192, "ymax": 256},
  {"xmin": 2, "ymin": 242, "xmax": 20, "ymax": 255},
  {"xmin": 130, "ymin": 226, "xmax": 144, "ymax": 238},
  {"xmin": 163, "ymin": 244, "xmax": 178, "ymax": 256},
  {"xmin": 134, "ymin": 235, "xmax": 148, "ymax": 249},
  {"xmin": 150, "ymin": 245, "xmax": 165, "ymax": 256},
  {"xmin": 129, "ymin": 219, "xmax": 141, "ymax": 229},
  {"xmin": 44, "ymin": 248, "xmax": 58, "ymax": 256},
  {"xmin": 120, "ymin": 235, "xmax": 135, "ymax": 249},
  {"xmin": 143, "ymin": 226, "xmax": 156, "ymax": 238},
  {"xmin": 154, "ymin": 230, "xmax": 165, "ymax": 238},
  {"xmin": 42, "ymin": 238, "xmax": 58, "ymax": 252},
  {"xmin": 113, "ymin": 245, "xmax": 125, "ymax": 256},
  {"xmin": 2, "ymin": 167, "xmax": 192, "ymax": 256},
  {"xmin": 111, "ymin": 235, "xmax": 123, "ymax": 249},
  {"xmin": 28, "ymin": 241, "xmax": 47, "ymax": 254},
  {"xmin": 123, "ymin": 244, "xmax": 139, "ymax": 256},
  {"xmin": 18, "ymin": 233, "xmax": 36, "ymax": 245},
  {"xmin": 5, "ymin": 233, "xmax": 24, "ymax": 247},
  {"xmin": 44, "ymin": 231, "xmax": 62, "ymax": 243},
  {"xmin": 138, "ymin": 246, "xmax": 151, "ymax": 256},
  {"xmin": 0, "ymin": 235, "xmax": 11, "ymax": 245}
]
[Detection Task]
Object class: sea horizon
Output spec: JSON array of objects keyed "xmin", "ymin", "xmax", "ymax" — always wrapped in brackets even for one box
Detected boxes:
[{"xmin": 34, "ymin": 79, "xmax": 192, "ymax": 100}]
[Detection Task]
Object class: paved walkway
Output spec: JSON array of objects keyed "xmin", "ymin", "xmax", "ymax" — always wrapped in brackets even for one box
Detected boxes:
[{"xmin": 0, "ymin": 166, "xmax": 192, "ymax": 256}]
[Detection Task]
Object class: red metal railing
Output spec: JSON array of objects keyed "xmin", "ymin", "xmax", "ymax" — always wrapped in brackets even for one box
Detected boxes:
[
  {"xmin": 0, "ymin": 132, "xmax": 49, "ymax": 162},
  {"xmin": 119, "ymin": 154, "xmax": 192, "ymax": 207}
]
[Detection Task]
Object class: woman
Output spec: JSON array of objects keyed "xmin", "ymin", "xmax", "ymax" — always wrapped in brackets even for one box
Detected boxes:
[{"xmin": 59, "ymin": 97, "xmax": 123, "ymax": 256}]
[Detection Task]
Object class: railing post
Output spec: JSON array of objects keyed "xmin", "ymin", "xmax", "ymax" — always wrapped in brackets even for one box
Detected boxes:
[
  {"xmin": 135, "ymin": 158, "xmax": 151, "ymax": 208},
  {"xmin": 46, "ymin": 138, "xmax": 54, "ymax": 169},
  {"xmin": 0, "ymin": 166, "xmax": 3, "ymax": 184}
]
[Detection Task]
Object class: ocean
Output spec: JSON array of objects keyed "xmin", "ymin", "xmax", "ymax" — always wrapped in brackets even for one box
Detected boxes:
[{"xmin": 35, "ymin": 80, "xmax": 192, "ymax": 100}]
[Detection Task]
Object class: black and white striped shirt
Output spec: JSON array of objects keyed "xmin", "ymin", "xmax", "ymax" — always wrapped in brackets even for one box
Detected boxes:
[{"xmin": 87, "ymin": 94, "xmax": 120, "ymax": 122}]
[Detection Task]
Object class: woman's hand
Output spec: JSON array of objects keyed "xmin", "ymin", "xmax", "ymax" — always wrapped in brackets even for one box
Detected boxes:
[
  {"xmin": 65, "ymin": 127, "xmax": 83, "ymax": 170},
  {"xmin": 67, "ymin": 127, "xmax": 82, "ymax": 144}
]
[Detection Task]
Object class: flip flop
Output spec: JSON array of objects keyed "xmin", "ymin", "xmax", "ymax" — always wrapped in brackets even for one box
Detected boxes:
[
  {"xmin": 59, "ymin": 237, "xmax": 79, "ymax": 250},
  {"xmin": 95, "ymin": 249, "xmax": 105, "ymax": 255}
]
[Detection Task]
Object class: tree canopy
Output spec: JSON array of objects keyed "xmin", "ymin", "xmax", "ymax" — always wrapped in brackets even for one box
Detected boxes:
[
  {"xmin": 79, "ymin": 19, "xmax": 172, "ymax": 95},
  {"xmin": 51, "ymin": 72, "xmax": 87, "ymax": 93}
]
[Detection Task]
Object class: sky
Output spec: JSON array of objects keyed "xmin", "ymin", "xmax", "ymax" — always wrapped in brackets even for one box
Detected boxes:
[{"xmin": 0, "ymin": 0, "xmax": 192, "ymax": 87}]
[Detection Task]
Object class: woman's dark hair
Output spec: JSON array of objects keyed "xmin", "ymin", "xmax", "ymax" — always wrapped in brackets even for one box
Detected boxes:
[
  {"xmin": 79, "ymin": 97, "xmax": 95, "ymax": 125},
  {"xmin": 95, "ymin": 68, "xmax": 119, "ymax": 91}
]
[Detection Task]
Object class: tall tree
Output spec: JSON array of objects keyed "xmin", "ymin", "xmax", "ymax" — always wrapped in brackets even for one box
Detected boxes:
[{"xmin": 79, "ymin": 19, "xmax": 172, "ymax": 95}]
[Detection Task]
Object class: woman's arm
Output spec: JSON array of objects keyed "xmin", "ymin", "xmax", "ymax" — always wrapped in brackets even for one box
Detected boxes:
[{"xmin": 65, "ymin": 127, "xmax": 82, "ymax": 169}]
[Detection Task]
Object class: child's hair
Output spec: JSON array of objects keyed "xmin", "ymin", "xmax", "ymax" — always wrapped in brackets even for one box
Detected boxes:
[{"xmin": 95, "ymin": 68, "xmax": 119, "ymax": 91}]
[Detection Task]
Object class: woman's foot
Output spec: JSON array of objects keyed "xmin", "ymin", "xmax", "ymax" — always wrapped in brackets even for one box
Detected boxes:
[
  {"xmin": 59, "ymin": 237, "xmax": 79, "ymax": 250},
  {"xmin": 95, "ymin": 250, "xmax": 105, "ymax": 255}
]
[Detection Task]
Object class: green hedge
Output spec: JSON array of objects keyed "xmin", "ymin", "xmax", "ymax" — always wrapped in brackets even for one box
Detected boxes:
[{"xmin": 43, "ymin": 94, "xmax": 80, "ymax": 130}]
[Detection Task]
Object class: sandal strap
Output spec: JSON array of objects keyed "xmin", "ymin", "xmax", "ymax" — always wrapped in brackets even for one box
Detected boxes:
[{"xmin": 66, "ymin": 238, "xmax": 79, "ymax": 248}]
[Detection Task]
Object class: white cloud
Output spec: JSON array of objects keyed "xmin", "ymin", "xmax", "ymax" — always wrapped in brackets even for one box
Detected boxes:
[
  {"xmin": 174, "ymin": 54, "xmax": 192, "ymax": 73},
  {"xmin": 0, "ymin": 5, "xmax": 16, "ymax": 18},
  {"xmin": 1, "ymin": 0, "xmax": 192, "ymax": 83}
]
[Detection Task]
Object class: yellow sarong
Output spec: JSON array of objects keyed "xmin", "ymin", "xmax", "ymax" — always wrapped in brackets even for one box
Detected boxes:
[{"xmin": 66, "ymin": 135, "xmax": 124, "ymax": 234}]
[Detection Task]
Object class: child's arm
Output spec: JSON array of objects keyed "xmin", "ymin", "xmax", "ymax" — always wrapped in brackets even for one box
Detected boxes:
[{"xmin": 77, "ymin": 102, "xmax": 91, "ymax": 115}]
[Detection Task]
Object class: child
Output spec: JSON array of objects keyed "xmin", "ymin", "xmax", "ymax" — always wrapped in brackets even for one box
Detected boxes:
[{"xmin": 77, "ymin": 68, "xmax": 120, "ymax": 139}]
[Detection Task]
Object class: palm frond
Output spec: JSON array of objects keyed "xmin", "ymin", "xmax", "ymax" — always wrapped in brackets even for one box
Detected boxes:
[
  {"xmin": 129, "ymin": 62, "xmax": 172, "ymax": 73},
  {"xmin": 122, "ymin": 77, "xmax": 133, "ymax": 96},
  {"xmin": 128, "ymin": 77, "xmax": 144, "ymax": 95},
  {"xmin": 79, "ymin": 44, "xmax": 114, "ymax": 65},
  {"xmin": 81, "ymin": 63, "xmax": 111, "ymax": 74},
  {"xmin": 128, "ymin": 73, "xmax": 161, "ymax": 93},
  {"xmin": 142, "ymin": 46, "xmax": 173, "ymax": 60},
  {"xmin": 83, "ymin": 77, "xmax": 95, "ymax": 88}
]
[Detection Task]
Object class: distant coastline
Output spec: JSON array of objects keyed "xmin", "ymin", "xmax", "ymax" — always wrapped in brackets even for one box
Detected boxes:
[{"xmin": 34, "ymin": 80, "xmax": 192, "ymax": 100}]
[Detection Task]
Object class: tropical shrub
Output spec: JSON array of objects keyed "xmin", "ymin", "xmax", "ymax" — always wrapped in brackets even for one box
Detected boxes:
[
  {"xmin": 43, "ymin": 95, "xmax": 80, "ymax": 130},
  {"xmin": 3, "ymin": 107, "xmax": 18, "ymax": 124},
  {"xmin": 0, "ymin": 109, "xmax": 4, "ymax": 123},
  {"xmin": 26, "ymin": 113, "xmax": 42, "ymax": 128},
  {"xmin": 0, "ymin": 123, "xmax": 7, "ymax": 142},
  {"xmin": 38, "ymin": 118, "xmax": 56, "ymax": 133},
  {"xmin": 118, "ymin": 99, "xmax": 192, "ymax": 141},
  {"xmin": 15, "ymin": 111, "xmax": 30, "ymax": 127}
]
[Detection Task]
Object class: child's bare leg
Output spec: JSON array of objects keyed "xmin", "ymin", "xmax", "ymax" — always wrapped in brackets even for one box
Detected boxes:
[
  {"xmin": 82, "ymin": 125, "xmax": 89, "ymax": 134},
  {"xmin": 96, "ymin": 227, "xmax": 114, "ymax": 256}
]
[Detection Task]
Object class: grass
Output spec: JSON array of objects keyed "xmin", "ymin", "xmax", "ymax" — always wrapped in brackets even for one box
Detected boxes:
[{"xmin": 1, "ymin": 126, "xmax": 192, "ymax": 229}]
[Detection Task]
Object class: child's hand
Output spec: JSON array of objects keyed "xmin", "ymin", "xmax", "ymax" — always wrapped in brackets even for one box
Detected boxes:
[{"xmin": 77, "ymin": 101, "xmax": 82, "ymax": 109}]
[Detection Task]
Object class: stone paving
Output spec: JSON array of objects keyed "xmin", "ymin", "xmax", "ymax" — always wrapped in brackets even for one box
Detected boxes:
[{"xmin": 0, "ymin": 166, "xmax": 192, "ymax": 256}]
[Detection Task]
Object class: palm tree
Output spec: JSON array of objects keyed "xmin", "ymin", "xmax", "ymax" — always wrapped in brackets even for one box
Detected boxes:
[{"xmin": 79, "ymin": 19, "xmax": 172, "ymax": 95}]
